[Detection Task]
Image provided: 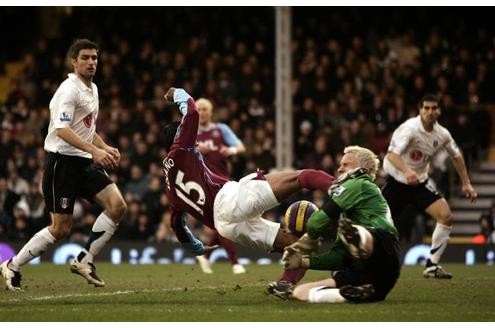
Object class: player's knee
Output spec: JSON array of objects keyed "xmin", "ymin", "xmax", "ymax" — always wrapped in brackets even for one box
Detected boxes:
[
  {"xmin": 107, "ymin": 199, "xmax": 127, "ymax": 221},
  {"xmin": 436, "ymin": 211, "xmax": 453, "ymax": 226},
  {"xmin": 50, "ymin": 224, "xmax": 72, "ymax": 241},
  {"xmin": 292, "ymin": 286, "xmax": 308, "ymax": 301}
]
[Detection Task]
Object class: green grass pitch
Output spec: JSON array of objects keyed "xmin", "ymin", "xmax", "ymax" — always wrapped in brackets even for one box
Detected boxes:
[{"xmin": 0, "ymin": 263, "xmax": 494, "ymax": 321}]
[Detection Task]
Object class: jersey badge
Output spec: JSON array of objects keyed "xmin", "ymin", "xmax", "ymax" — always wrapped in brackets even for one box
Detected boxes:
[
  {"xmin": 83, "ymin": 114, "xmax": 93, "ymax": 128},
  {"xmin": 59, "ymin": 112, "xmax": 72, "ymax": 122},
  {"xmin": 333, "ymin": 185, "xmax": 346, "ymax": 197}
]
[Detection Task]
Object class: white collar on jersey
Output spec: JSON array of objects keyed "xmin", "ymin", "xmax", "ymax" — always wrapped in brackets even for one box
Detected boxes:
[{"xmin": 68, "ymin": 73, "xmax": 93, "ymax": 92}]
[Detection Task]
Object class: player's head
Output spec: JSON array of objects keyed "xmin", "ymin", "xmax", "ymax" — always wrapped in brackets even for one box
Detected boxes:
[
  {"xmin": 196, "ymin": 98, "xmax": 213, "ymax": 125},
  {"xmin": 68, "ymin": 39, "xmax": 99, "ymax": 81},
  {"xmin": 418, "ymin": 94, "xmax": 441, "ymax": 126},
  {"xmin": 338, "ymin": 146, "xmax": 380, "ymax": 180},
  {"xmin": 283, "ymin": 200, "xmax": 319, "ymax": 237},
  {"xmin": 162, "ymin": 121, "xmax": 181, "ymax": 152}
]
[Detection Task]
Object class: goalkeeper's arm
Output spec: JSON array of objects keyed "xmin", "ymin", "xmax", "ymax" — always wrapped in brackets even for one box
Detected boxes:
[
  {"xmin": 288, "ymin": 198, "xmax": 343, "ymax": 254},
  {"xmin": 306, "ymin": 198, "xmax": 342, "ymax": 239}
]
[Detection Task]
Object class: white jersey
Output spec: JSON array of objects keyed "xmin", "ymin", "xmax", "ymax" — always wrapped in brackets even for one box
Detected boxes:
[
  {"xmin": 44, "ymin": 73, "xmax": 99, "ymax": 158},
  {"xmin": 383, "ymin": 115, "xmax": 461, "ymax": 184}
]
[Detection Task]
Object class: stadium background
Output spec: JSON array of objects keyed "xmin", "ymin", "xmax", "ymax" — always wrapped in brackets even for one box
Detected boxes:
[{"xmin": 1, "ymin": 7, "xmax": 495, "ymax": 266}]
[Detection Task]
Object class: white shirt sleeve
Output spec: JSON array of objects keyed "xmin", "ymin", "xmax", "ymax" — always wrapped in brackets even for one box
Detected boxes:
[
  {"xmin": 52, "ymin": 87, "xmax": 77, "ymax": 129},
  {"xmin": 387, "ymin": 123, "xmax": 412, "ymax": 155}
]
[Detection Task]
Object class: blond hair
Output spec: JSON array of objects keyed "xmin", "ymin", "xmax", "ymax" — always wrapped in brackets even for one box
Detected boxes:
[
  {"xmin": 343, "ymin": 145, "xmax": 380, "ymax": 180},
  {"xmin": 195, "ymin": 98, "xmax": 213, "ymax": 112}
]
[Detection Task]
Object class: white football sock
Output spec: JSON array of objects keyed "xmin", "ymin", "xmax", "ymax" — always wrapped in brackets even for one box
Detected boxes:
[
  {"xmin": 78, "ymin": 213, "xmax": 117, "ymax": 264},
  {"xmin": 428, "ymin": 223, "xmax": 452, "ymax": 265},
  {"xmin": 10, "ymin": 227, "xmax": 56, "ymax": 271},
  {"xmin": 308, "ymin": 287, "xmax": 347, "ymax": 303}
]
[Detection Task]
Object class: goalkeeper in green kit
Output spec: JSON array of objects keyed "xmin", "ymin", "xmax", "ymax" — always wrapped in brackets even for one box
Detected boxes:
[{"xmin": 281, "ymin": 145, "xmax": 401, "ymax": 303}]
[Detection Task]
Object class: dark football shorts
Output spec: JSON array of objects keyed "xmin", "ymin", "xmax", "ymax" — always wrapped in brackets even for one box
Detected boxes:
[
  {"xmin": 333, "ymin": 228, "xmax": 401, "ymax": 301},
  {"xmin": 382, "ymin": 175, "xmax": 442, "ymax": 216},
  {"xmin": 42, "ymin": 152, "xmax": 113, "ymax": 214}
]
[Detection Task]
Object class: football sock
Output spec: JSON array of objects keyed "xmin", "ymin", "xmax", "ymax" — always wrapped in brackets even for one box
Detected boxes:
[
  {"xmin": 280, "ymin": 268, "xmax": 307, "ymax": 284},
  {"xmin": 77, "ymin": 212, "xmax": 117, "ymax": 264},
  {"xmin": 428, "ymin": 223, "xmax": 452, "ymax": 265},
  {"xmin": 308, "ymin": 287, "xmax": 347, "ymax": 303},
  {"xmin": 10, "ymin": 227, "xmax": 56, "ymax": 270},
  {"xmin": 204, "ymin": 233, "xmax": 220, "ymax": 259},
  {"xmin": 298, "ymin": 169, "xmax": 334, "ymax": 192},
  {"xmin": 219, "ymin": 235, "xmax": 239, "ymax": 265}
]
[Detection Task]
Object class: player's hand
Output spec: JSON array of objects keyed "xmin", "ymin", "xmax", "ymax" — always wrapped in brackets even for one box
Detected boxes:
[
  {"xmin": 197, "ymin": 141, "xmax": 210, "ymax": 155},
  {"xmin": 219, "ymin": 146, "xmax": 237, "ymax": 157},
  {"xmin": 405, "ymin": 170, "xmax": 419, "ymax": 185},
  {"xmin": 164, "ymin": 87, "xmax": 176, "ymax": 102},
  {"xmin": 203, "ymin": 244, "xmax": 220, "ymax": 253},
  {"xmin": 92, "ymin": 148, "xmax": 117, "ymax": 169},
  {"xmin": 462, "ymin": 183, "xmax": 478, "ymax": 203},
  {"xmin": 285, "ymin": 233, "xmax": 319, "ymax": 255},
  {"xmin": 104, "ymin": 146, "xmax": 121, "ymax": 164},
  {"xmin": 282, "ymin": 246, "xmax": 309, "ymax": 270}
]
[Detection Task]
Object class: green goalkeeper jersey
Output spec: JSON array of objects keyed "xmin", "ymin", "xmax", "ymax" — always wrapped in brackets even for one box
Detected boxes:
[{"xmin": 307, "ymin": 170, "xmax": 398, "ymax": 270}]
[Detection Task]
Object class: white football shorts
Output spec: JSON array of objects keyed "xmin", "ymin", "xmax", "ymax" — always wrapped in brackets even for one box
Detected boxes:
[{"xmin": 213, "ymin": 172, "xmax": 280, "ymax": 252}]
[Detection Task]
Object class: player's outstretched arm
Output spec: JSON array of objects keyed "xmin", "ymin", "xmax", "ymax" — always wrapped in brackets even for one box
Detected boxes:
[
  {"xmin": 163, "ymin": 87, "xmax": 199, "ymax": 149},
  {"xmin": 170, "ymin": 211, "xmax": 218, "ymax": 255}
]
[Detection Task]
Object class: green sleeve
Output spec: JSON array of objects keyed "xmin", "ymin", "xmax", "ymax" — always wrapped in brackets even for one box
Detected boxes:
[
  {"xmin": 309, "ymin": 238, "xmax": 346, "ymax": 271},
  {"xmin": 306, "ymin": 209, "xmax": 331, "ymax": 240}
]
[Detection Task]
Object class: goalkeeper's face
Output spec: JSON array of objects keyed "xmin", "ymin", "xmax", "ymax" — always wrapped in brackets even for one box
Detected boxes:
[{"xmin": 337, "ymin": 153, "xmax": 359, "ymax": 177}]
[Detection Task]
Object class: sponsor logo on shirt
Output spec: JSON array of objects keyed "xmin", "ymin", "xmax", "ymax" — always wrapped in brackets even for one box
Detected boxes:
[
  {"xmin": 409, "ymin": 149, "xmax": 423, "ymax": 161},
  {"xmin": 83, "ymin": 114, "xmax": 93, "ymax": 128},
  {"xmin": 59, "ymin": 112, "xmax": 72, "ymax": 122}
]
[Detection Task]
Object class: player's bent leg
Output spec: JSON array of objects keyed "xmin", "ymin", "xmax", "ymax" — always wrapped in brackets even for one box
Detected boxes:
[
  {"xmin": 338, "ymin": 219, "xmax": 374, "ymax": 259},
  {"xmin": 424, "ymin": 198, "xmax": 453, "ymax": 279},
  {"xmin": 266, "ymin": 169, "xmax": 333, "ymax": 202},
  {"xmin": 94, "ymin": 184, "xmax": 127, "ymax": 224},
  {"xmin": 71, "ymin": 185, "xmax": 125, "ymax": 287},
  {"xmin": 291, "ymin": 278, "xmax": 337, "ymax": 302}
]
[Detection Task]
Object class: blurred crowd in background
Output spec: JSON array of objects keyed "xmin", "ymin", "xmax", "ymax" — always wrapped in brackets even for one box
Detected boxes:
[{"xmin": 1, "ymin": 7, "xmax": 494, "ymax": 244}]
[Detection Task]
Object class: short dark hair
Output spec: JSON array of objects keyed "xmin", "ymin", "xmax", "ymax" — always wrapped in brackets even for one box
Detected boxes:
[
  {"xmin": 162, "ymin": 121, "xmax": 181, "ymax": 151},
  {"xmin": 68, "ymin": 39, "xmax": 99, "ymax": 59},
  {"xmin": 418, "ymin": 94, "xmax": 439, "ymax": 109}
]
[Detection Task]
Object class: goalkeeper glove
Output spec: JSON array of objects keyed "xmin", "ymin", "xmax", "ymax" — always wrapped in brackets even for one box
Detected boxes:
[
  {"xmin": 282, "ymin": 246, "xmax": 309, "ymax": 270},
  {"xmin": 287, "ymin": 233, "xmax": 319, "ymax": 255}
]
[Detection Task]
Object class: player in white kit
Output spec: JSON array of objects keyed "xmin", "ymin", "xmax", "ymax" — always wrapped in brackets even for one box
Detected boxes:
[
  {"xmin": 382, "ymin": 94, "xmax": 477, "ymax": 279},
  {"xmin": 1, "ymin": 39, "xmax": 127, "ymax": 290}
]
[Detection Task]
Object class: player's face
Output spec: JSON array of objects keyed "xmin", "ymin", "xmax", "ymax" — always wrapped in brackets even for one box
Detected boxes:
[
  {"xmin": 72, "ymin": 48, "xmax": 98, "ymax": 81},
  {"xmin": 337, "ymin": 153, "xmax": 359, "ymax": 177},
  {"xmin": 419, "ymin": 100, "xmax": 441, "ymax": 126},
  {"xmin": 197, "ymin": 103, "xmax": 212, "ymax": 125}
]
